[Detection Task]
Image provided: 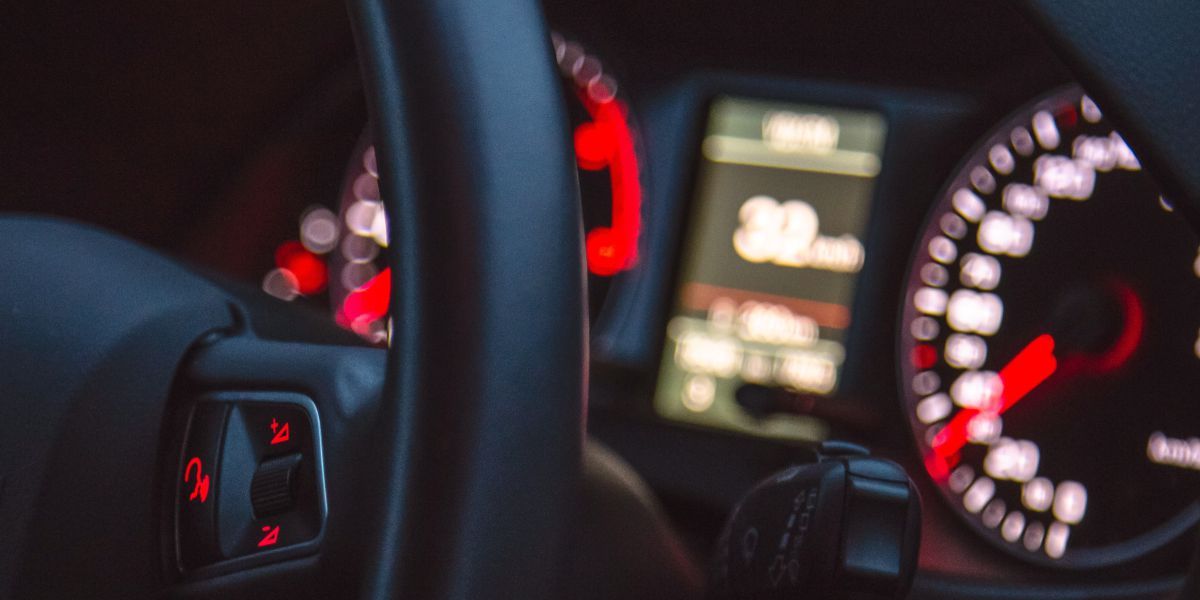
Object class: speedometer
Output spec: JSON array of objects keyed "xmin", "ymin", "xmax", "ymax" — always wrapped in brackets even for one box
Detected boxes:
[{"xmin": 899, "ymin": 86, "xmax": 1200, "ymax": 567}]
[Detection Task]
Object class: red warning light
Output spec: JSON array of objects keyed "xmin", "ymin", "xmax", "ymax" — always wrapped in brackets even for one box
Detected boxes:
[
  {"xmin": 184, "ymin": 457, "xmax": 211, "ymax": 504},
  {"xmin": 269, "ymin": 418, "xmax": 290, "ymax": 445},
  {"xmin": 258, "ymin": 525, "xmax": 280, "ymax": 548},
  {"xmin": 1055, "ymin": 104, "xmax": 1079, "ymax": 129},
  {"xmin": 911, "ymin": 344, "xmax": 937, "ymax": 370},
  {"xmin": 274, "ymin": 240, "xmax": 328, "ymax": 295}
]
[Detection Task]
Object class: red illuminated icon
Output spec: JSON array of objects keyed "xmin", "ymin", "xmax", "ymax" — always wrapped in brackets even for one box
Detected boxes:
[
  {"xmin": 184, "ymin": 457, "xmax": 210, "ymax": 503},
  {"xmin": 579, "ymin": 96, "xmax": 641, "ymax": 276},
  {"xmin": 258, "ymin": 525, "xmax": 280, "ymax": 548},
  {"xmin": 269, "ymin": 418, "xmax": 290, "ymax": 445}
]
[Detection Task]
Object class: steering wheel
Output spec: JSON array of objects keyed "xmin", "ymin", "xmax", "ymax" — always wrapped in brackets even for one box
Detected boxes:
[
  {"xmin": 2, "ymin": 0, "xmax": 1199, "ymax": 599},
  {"xmin": 347, "ymin": 0, "xmax": 584, "ymax": 597},
  {"xmin": 0, "ymin": 0, "xmax": 582, "ymax": 598}
]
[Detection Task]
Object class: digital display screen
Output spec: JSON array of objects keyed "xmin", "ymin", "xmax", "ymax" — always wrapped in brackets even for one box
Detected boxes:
[{"xmin": 655, "ymin": 97, "xmax": 887, "ymax": 439}]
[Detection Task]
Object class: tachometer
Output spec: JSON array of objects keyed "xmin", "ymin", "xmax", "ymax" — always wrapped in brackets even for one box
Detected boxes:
[
  {"xmin": 899, "ymin": 86, "xmax": 1200, "ymax": 567},
  {"xmin": 261, "ymin": 34, "xmax": 643, "ymax": 342}
]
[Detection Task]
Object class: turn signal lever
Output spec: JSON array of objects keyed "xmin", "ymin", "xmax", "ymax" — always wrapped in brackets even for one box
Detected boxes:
[{"xmin": 709, "ymin": 442, "xmax": 921, "ymax": 600}]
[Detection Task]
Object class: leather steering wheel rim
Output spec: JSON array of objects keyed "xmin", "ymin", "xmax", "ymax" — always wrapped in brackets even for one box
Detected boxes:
[{"xmin": 346, "ymin": 0, "xmax": 586, "ymax": 598}]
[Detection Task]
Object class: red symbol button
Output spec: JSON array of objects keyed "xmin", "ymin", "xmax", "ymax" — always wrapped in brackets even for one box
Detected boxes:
[
  {"xmin": 258, "ymin": 525, "xmax": 280, "ymax": 548},
  {"xmin": 269, "ymin": 418, "xmax": 290, "ymax": 445},
  {"xmin": 184, "ymin": 457, "xmax": 210, "ymax": 503}
]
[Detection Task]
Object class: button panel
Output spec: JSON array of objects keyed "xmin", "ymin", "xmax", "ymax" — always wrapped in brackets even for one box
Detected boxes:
[{"xmin": 175, "ymin": 394, "xmax": 326, "ymax": 572}]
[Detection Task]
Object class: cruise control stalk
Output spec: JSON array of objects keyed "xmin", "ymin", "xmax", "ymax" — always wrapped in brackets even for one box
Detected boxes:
[{"xmin": 708, "ymin": 442, "xmax": 921, "ymax": 600}]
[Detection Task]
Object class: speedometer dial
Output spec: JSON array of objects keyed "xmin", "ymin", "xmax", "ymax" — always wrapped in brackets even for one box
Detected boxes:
[{"xmin": 899, "ymin": 86, "xmax": 1200, "ymax": 567}]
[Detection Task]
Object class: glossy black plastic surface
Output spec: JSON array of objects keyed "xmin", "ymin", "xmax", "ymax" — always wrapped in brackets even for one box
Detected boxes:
[{"xmin": 710, "ymin": 450, "xmax": 920, "ymax": 600}]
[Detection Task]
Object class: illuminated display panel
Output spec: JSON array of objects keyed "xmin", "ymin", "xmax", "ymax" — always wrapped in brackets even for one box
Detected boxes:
[{"xmin": 655, "ymin": 97, "xmax": 887, "ymax": 439}]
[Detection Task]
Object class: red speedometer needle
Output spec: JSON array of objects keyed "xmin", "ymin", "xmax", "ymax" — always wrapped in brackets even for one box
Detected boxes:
[
  {"xmin": 995, "ymin": 334, "xmax": 1058, "ymax": 413},
  {"xmin": 931, "ymin": 334, "xmax": 1058, "ymax": 460}
]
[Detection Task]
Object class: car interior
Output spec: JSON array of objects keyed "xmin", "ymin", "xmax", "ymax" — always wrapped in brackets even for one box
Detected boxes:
[{"xmin": 3, "ymin": 0, "xmax": 1200, "ymax": 598}]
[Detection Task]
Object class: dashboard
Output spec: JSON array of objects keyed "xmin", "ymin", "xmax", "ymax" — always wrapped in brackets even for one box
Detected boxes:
[{"xmin": 2, "ymin": 0, "xmax": 1195, "ymax": 597}]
